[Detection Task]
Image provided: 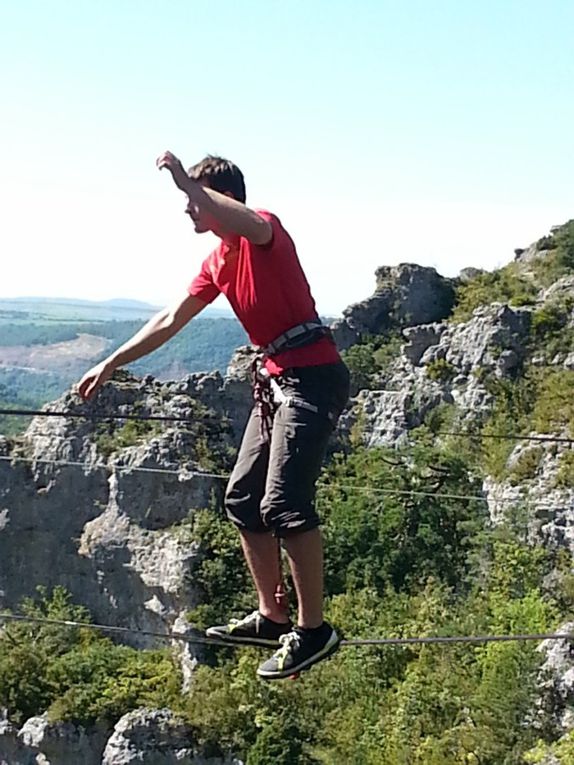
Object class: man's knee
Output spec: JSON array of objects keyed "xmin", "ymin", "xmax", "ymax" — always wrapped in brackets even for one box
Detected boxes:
[
  {"xmin": 224, "ymin": 491, "xmax": 267, "ymax": 534},
  {"xmin": 260, "ymin": 498, "xmax": 321, "ymax": 538}
]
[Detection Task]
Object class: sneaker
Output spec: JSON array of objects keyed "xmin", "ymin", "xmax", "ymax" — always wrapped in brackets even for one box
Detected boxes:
[
  {"xmin": 256, "ymin": 622, "xmax": 341, "ymax": 679},
  {"xmin": 205, "ymin": 610, "xmax": 292, "ymax": 647}
]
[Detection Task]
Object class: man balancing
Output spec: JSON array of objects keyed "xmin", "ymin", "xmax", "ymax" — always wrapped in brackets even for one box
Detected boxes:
[{"xmin": 77, "ymin": 151, "xmax": 350, "ymax": 680}]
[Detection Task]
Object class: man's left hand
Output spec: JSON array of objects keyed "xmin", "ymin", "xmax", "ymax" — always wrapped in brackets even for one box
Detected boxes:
[{"xmin": 156, "ymin": 151, "xmax": 190, "ymax": 193}]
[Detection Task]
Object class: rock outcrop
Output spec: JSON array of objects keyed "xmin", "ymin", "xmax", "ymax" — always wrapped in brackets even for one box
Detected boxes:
[
  {"xmin": 0, "ymin": 359, "xmax": 253, "ymax": 649},
  {"xmin": 331, "ymin": 263, "xmax": 455, "ymax": 350},
  {"xmin": 0, "ymin": 709, "xmax": 243, "ymax": 765},
  {"xmin": 537, "ymin": 624, "xmax": 574, "ymax": 735},
  {"xmin": 341, "ymin": 302, "xmax": 532, "ymax": 447},
  {"xmin": 102, "ymin": 708, "xmax": 241, "ymax": 765}
]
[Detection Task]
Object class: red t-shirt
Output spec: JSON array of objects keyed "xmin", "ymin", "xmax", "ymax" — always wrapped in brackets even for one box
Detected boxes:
[{"xmin": 187, "ymin": 210, "xmax": 340, "ymax": 374}]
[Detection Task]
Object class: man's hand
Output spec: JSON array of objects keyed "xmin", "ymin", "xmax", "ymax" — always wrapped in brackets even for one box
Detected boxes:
[
  {"xmin": 76, "ymin": 360, "xmax": 115, "ymax": 401},
  {"xmin": 156, "ymin": 151, "xmax": 190, "ymax": 194}
]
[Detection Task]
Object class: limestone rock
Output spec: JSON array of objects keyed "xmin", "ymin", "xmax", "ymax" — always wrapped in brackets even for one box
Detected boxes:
[
  {"xmin": 349, "ymin": 303, "xmax": 531, "ymax": 448},
  {"xmin": 483, "ymin": 439, "xmax": 574, "ymax": 556},
  {"xmin": 336, "ymin": 264, "xmax": 455, "ymax": 345},
  {"xmin": 101, "ymin": 708, "xmax": 241, "ymax": 765},
  {"xmin": 514, "ymin": 241, "xmax": 541, "ymax": 263},
  {"xmin": 539, "ymin": 276, "xmax": 574, "ymax": 305},
  {"xmin": 0, "ymin": 709, "xmax": 30, "ymax": 765},
  {"xmin": 537, "ymin": 624, "xmax": 574, "ymax": 735},
  {"xmin": 17, "ymin": 713, "xmax": 109, "ymax": 765},
  {"xmin": 402, "ymin": 323, "xmax": 447, "ymax": 365},
  {"xmin": 457, "ymin": 267, "xmax": 485, "ymax": 283},
  {"xmin": 330, "ymin": 318, "xmax": 361, "ymax": 352}
]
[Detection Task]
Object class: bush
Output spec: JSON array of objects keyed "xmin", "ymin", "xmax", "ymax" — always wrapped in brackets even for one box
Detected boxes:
[
  {"xmin": 507, "ymin": 447, "xmax": 544, "ymax": 484},
  {"xmin": 0, "ymin": 587, "xmax": 181, "ymax": 727},
  {"xmin": 452, "ymin": 266, "xmax": 537, "ymax": 322},
  {"xmin": 341, "ymin": 333, "xmax": 401, "ymax": 392},
  {"xmin": 532, "ymin": 370, "xmax": 574, "ymax": 437},
  {"xmin": 531, "ymin": 303, "xmax": 568, "ymax": 339},
  {"xmin": 532, "ymin": 220, "xmax": 574, "ymax": 285},
  {"xmin": 425, "ymin": 357, "xmax": 456, "ymax": 383},
  {"xmin": 318, "ymin": 443, "xmax": 486, "ymax": 594},
  {"xmin": 185, "ymin": 508, "xmax": 255, "ymax": 630},
  {"xmin": 555, "ymin": 449, "xmax": 574, "ymax": 488}
]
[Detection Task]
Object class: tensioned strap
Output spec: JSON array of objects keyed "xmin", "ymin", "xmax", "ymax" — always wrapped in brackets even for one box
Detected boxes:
[{"xmin": 262, "ymin": 320, "xmax": 330, "ymax": 356}]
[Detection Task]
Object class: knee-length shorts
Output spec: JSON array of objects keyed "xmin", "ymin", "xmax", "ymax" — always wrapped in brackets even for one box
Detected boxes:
[{"xmin": 224, "ymin": 361, "xmax": 350, "ymax": 537}]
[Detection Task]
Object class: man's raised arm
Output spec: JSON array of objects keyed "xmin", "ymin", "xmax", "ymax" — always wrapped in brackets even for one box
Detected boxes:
[
  {"xmin": 156, "ymin": 150, "xmax": 272, "ymax": 246},
  {"xmin": 77, "ymin": 293, "xmax": 207, "ymax": 401}
]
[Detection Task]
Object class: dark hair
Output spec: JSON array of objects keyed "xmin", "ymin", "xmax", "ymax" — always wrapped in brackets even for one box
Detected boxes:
[{"xmin": 187, "ymin": 155, "xmax": 246, "ymax": 203}]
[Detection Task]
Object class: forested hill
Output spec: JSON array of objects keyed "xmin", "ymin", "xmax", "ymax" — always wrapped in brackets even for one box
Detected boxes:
[
  {"xmin": 2, "ymin": 221, "xmax": 574, "ymax": 764},
  {"xmin": 0, "ymin": 300, "xmax": 248, "ymax": 434}
]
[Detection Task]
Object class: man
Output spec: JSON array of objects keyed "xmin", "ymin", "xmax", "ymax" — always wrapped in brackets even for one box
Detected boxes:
[{"xmin": 78, "ymin": 151, "xmax": 350, "ymax": 679}]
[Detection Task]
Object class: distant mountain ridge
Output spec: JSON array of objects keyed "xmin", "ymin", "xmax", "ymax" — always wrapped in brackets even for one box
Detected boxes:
[{"xmin": 0, "ymin": 296, "xmax": 234, "ymax": 321}]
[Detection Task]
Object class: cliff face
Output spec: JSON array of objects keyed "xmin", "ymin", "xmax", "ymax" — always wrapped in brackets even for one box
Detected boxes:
[
  {"xmin": 0, "ymin": 362, "xmax": 255, "ymax": 648},
  {"xmin": 2, "ymin": 222, "xmax": 574, "ymax": 763}
]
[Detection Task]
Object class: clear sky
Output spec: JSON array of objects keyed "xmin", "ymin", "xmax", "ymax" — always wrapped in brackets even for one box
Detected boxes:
[{"xmin": 1, "ymin": 0, "xmax": 573, "ymax": 316}]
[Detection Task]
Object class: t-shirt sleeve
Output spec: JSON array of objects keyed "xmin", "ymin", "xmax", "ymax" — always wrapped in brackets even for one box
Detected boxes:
[
  {"xmin": 250, "ymin": 210, "xmax": 287, "ymax": 253},
  {"xmin": 187, "ymin": 255, "xmax": 220, "ymax": 304}
]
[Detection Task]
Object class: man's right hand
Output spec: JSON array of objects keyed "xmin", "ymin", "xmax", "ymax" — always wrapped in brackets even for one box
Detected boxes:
[{"xmin": 77, "ymin": 360, "xmax": 115, "ymax": 401}]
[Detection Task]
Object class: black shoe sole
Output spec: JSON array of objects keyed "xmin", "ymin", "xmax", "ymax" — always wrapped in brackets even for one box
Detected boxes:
[
  {"xmin": 257, "ymin": 635, "xmax": 341, "ymax": 680},
  {"xmin": 205, "ymin": 628, "xmax": 283, "ymax": 648}
]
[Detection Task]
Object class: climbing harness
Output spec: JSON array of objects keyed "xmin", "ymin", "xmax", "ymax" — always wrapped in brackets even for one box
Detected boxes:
[
  {"xmin": 260, "ymin": 319, "xmax": 333, "ymax": 356},
  {"xmin": 250, "ymin": 359, "xmax": 321, "ymax": 440}
]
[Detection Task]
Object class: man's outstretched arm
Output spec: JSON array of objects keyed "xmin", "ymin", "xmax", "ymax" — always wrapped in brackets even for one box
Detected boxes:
[
  {"xmin": 156, "ymin": 151, "xmax": 272, "ymax": 246},
  {"xmin": 77, "ymin": 293, "xmax": 207, "ymax": 400}
]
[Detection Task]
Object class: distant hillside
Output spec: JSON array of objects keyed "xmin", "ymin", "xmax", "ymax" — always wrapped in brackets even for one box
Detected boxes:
[{"xmin": 0, "ymin": 310, "xmax": 248, "ymax": 434}]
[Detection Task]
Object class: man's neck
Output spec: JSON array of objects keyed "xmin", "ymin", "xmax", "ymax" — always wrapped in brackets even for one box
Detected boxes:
[{"xmin": 217, "ymin": 230, "xmax": 241, "ymax": 248}]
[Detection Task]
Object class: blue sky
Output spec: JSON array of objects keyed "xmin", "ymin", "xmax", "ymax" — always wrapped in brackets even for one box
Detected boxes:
[{"xmin": 1, "ymin": 0, "xmax": 573, "ymax": 315}]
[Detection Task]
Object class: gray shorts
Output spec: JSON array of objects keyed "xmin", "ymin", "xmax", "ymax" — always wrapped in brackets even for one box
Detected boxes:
[{"xmin": 224, "ymin": 361, "xmax": 350, "ymax": 537}]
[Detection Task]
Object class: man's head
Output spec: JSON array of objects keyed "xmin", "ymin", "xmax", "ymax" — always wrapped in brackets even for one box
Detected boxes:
[
  {"xmin": 186, "ymin": 155, "xmax": 246, "ymax": 236},
  {"xmin": 188, "ymin": 155, "xmax": 246, "ymax": 203}
]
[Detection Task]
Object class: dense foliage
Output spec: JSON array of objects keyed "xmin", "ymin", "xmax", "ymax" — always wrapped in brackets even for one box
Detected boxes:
[{"xmin": 0, "ymin": 588, "xmax": 181, "ymax": 727}]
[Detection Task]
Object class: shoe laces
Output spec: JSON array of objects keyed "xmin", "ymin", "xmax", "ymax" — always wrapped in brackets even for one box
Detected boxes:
[
  {"xmin": 228, "ymin": 610, "xmax": 260, "ymax": 631},
  {"xmin": 275, "ymin": 629, "xmax": 301, "ymax": 660}
]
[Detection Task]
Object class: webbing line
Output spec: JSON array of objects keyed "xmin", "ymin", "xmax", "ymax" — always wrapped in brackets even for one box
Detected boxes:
[
  {"xmin": 0, "ymin": 612, "xmax": 572, "ymax": 648},
  {"xmin": 0, "ymin": 408, "xmax": 214, "ymax": 425},
  {"xmin": 1, "ymin": 408, "xmax": 573, "ymax": 445},
  {"xmin": 1, "ymin": 454, "xmax": 571, "ymax": 510},
  {"xmin": 0, "ymin": 454, "xmax": 226, "ymax": 480},
  {"xmin": 436, "ymin": 430, "xmax": 574, "ymax": 445}
]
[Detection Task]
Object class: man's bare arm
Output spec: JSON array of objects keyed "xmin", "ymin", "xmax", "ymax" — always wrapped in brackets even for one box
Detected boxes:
[
  {"xmin": 156, "ymin": 151, "xmax": 272, "ymax": 246},
  {"xmin": 77, "ymin": 293, "xmax": 207, "ymax": 400}
]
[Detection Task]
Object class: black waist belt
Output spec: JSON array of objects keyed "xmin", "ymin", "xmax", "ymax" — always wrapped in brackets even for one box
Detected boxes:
[{"xmin": 261, "ymin": 320, "xmax": 332, "ymax": 356}]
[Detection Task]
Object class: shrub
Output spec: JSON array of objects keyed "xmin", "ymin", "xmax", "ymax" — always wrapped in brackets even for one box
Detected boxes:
[
  {"xmin": 185, "ymin": 508, "xmax": 255, "ymax": 630},
  {"xmin": 425, "ymin": 357, "xmax": 456, "ymax": 383},
  {"xmin": 531, "ymin": 303, "xmax": 568, "ymax": 340},
  {"xmin": 507, "ymin": 447, "xmax": 544, "ymax": 484},
  {"xmin": 532, "ymin": 370, "xmax": 574, "ymax": 437},
  {"xmin": 555, "ymin": 449, "xmax": 574, "ymax": 488},
  {"xmin": 0, "ymin": 587, "xmax": 181, "ymax": 727},
  {"xmin": 341, "ymin": 333, "xmax": 402, "ymax": 392},
  {"xmin": 532, "ymin": 220, "xmax": 574, "ymax": 285},
  {"xmin": 452, "ymin": 266, "xmax": 537, "ymax": 322}
]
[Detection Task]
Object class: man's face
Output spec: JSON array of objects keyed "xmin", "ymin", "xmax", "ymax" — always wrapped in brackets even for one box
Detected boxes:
[{"xmin": 185, "ymin": 179, "xmax": 212, "ymax": 234}]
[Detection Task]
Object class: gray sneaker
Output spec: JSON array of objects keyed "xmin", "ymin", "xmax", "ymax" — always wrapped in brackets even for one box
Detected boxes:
[
  {"xmin": 206, "ymin": 610, "xmax": 292, "ymax": 647},
  {"xmin": 257, "ymin": 622, "xmax": 340, "ymax": 679}
]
